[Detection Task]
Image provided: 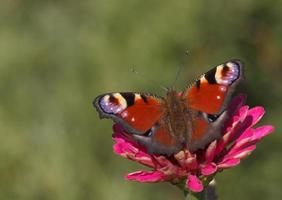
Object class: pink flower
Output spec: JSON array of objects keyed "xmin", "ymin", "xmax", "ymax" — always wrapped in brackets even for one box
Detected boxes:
[{"xmin": 112, "ymin": 95, "xmax": 274, "ymax": 193}]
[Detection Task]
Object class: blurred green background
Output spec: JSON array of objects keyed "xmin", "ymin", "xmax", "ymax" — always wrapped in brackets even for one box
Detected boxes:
[{"xmin": 0, "ymin": 0, "xmax": 281, "ymax": 199}]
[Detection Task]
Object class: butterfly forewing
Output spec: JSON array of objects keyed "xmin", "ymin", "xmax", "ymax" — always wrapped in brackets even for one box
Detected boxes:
[
  {"xmin": 186, "ymin": 60, "xmax": 243, "ymax": 114},
  {"xmin": 94, "ymin": 92, "xmax": 164, "ymax": 134}
]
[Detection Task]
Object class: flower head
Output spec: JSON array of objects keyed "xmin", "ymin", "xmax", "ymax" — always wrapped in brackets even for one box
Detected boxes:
[{"xmin": 112, "ymin": 95, "xmax": 274, "ymax": 193}]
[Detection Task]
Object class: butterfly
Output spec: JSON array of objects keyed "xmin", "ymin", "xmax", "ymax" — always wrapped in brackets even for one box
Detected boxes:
[{"xmin": 94, "ymin": 60, "xmax": 243, "ymax": 155}]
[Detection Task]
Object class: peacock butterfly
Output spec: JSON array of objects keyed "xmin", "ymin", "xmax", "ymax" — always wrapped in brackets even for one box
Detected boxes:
[{"xmin": 93, "ymin": 60, "xmax": 243, "ymax": 155}]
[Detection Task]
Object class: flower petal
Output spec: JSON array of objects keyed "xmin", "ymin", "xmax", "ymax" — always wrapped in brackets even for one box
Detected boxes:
[
  {"xmin": 217, "ymin": 158, "xmax": 241, "ymax": 169},
  {"xmin": 247, "ymin": 107, "xmax": 265, "ymax": 126},
  {"xmin": 228, "ymin": 125, "xmax": 274, "ymax": 156},
  {"xmin": 126, "ymin": 170, "xmax": 167, "ymax": 182},
  {"xmin": 251, "ymin": 125, "xmax": 274, "ymax": 141},
  {"xmin": 225, "ymin": 106, "xmax": 250, "ymax": 137},
  {"xmin": 225, "ymin": 105, "xmax": 249, "ymax": 132},
  {"xmin": 215, "ymin": 106, "xmax": 249, "ymax": 155},
  {"xmin": 154, "ymin": 156, "xmax": 183, "ymax": 176},
  {"xmin": 236, "ymin": 127, "xmax": 255, "ymax": 142},
  {"xmin": 113, "ymin": 130, "xmax": 155, "ymax": 167},
  {"xmin": 201, "ymin": 163, "xmax": 217, "ymax": 176},
  {"xmin": 219, "ymin": 106, "xmax": 265, "ymax": 154},
  {"xmin": 228, "ymin": 129, "xmax": 255, "ymax": 153},
  {"xmin": 112, "ymin": 124, "xmax": 139, "ymax": 147},
  {"xmin": 205, "ymin": 140, "xmax": 217, "ymax": 163},
  {"xmin": 229, "ymin": 106, "xmax": 265, "ymax": 140},
  {"xmin": 113, "ymin": 135, "xmax": 138, "ymax": 155},
  {"xmin": 224, "ymin": 145, "xmax": 256, "ymax": 161},
  {"xmin": 154, "ymin": 155, "xmax": 174, "ymax": 167},
  {"xmin": 186, "ymin": 174, "xmax": 204, "ymax": 192}
]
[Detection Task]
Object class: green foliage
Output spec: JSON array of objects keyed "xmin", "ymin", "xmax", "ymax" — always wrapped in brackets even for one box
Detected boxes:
[{"xmin": 0, "ymin": 0, "xmax": 281, "ymax": 199}]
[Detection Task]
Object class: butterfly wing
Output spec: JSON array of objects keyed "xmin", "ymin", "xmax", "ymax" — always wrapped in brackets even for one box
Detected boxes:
[
  {"xmin": 133, "ymin": 122, "xmax": 183, "ymax": 155},
  {"xmin": 94, "ymin": 92, "xmax": 182, "ymax": 155},
  {"xmin": 185, "ymin": 60, "xmax": 243, "ymax": 151},
  {"xmin": 186, "ymin": 60, "xmax": 243, "ymax": 114},
  {"xmin": 94, "ymin": 92, "xmax": 164, "ymax": 134}
]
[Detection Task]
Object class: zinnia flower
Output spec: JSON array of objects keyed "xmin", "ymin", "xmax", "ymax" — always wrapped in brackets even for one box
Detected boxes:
[{"xmin": 112, "ymin": 95, "xmax": 274, "ymax": 197}]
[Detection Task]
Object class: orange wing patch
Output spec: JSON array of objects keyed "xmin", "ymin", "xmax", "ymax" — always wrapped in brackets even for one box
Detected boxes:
[
  {"xmin": 186, "ymin": 60, "xmax": 242, "ymax": 115},
  {"xmin": 119, "ymin": 95, "xmax": 164, "ymax": 132},
  {"xmin": 188, "ymin": 79, "xmax": 228, "ymax": 114}
]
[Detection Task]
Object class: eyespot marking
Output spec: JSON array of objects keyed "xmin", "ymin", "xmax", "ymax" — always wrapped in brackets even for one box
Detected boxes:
[
  {"xmin": 215, "ymin": 61, "xmax": 241, "ymax": 85},
  {"xmin": 99, "ymin": 93, "xmax": 127, "ymax": 114}
]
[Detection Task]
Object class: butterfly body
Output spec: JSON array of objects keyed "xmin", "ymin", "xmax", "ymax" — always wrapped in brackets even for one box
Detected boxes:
[
  {"xmin": 158, "ymin": 90, "xmax": 198, "ymax": 147},
  {"xmin": 94, "ymin": 60, "xmax": 243, "ymax": 155}
]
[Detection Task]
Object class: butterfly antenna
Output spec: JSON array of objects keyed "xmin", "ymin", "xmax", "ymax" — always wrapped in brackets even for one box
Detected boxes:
[
  {"xmin": 171, "ymin": 64, "xmax": 183, "ymax": 89},
  {"xmin": 130, "ymin": 67, "xmax": 168, "ymax": 91},
  {"xmin": 171, "ymin": 50, "xmax": 189, "ymax": 89}
]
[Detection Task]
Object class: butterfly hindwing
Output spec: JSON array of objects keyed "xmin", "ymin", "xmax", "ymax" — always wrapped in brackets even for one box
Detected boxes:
[
  {"xmin": 94, "ymin": 92, "xmax": 164, "ymax": 134},
  {"xmin": 133, "ymin": 123, "xmax": 182, "ymax": 155},
  {"xmin": 189, "ymin": 111, "xmax": 229, "ymax": 151}
]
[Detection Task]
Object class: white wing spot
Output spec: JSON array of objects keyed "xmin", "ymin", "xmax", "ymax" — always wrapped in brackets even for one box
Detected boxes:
[
  {"xmin": 219, "ymin": 86, "xmax": 227, "ymax": 92},
  {"xmin": 121, "ymin": 111, "xmax": 128, "ymax": 118}
]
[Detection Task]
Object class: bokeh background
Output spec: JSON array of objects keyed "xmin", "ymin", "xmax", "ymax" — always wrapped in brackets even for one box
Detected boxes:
[{"xmin": 1, "ymin": 0, "xmax": 281, "ymax": 199}]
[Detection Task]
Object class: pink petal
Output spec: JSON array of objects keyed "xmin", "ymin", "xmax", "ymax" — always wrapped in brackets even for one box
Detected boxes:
[
  {"xmin": 237, "ymin": 127, "xmax": 255, "ymax": 141},
  {"xmin": 225, "ymin": 145, "xmax": 256, "ymax": 160},
  {"xmin": 216, "ymin": 106, "xmax": 250, "ymax": 155},
  {"xmin": 225, "ymin": 106, "xmax": 250, "ymax": 138},
  {"xmin": 113, "ymin": 144, "xmax": 155, "ymax": 167},
  {"xmin": 220, "ymin": 106, "xmax": 265, "ymax": 151},
  {"xmin": 186, "ymin": 174, "xmax": 204, "ymax": 192},
  {"xmin": 247, "ymin": 107, "xmax": 265, "ymax": 126},
  {"xmin": 154, "ymin": 156, "xmax": 183, "ymax": 176},
  {"xmin": 201, "ymin": 163, "xmax": 217, "ymax": 176},
  {"xmin": 217, "ymin": 158, "xmax": 241, "ymax": 169},
  {"xmin": 113, "ymin": 132, "xmax": 155, "ymax": 168},
  {"xmin": 232, "ymin": 145, "xmax": 256, "ymax": 159},
  {"xmin": 214, "ymin": 130, "xmax": 232, "ymax": 156},
  {"xmin": 154, "ymin": 155, "xmax": 174, "ymax": 168},
  {"xmin": 252, "ymin": 125, "xmax": 274, "ymax": 141},
  {"xmin": 159, "ymin": 165, "xmax": 184, "ymax": 177},
  {"xmin": 112, "ymin": 129, "xmax": 139, "ymax": 148},
  {"xmin": 239, "ymin": 126, "xmax": 273, "ymax": 144},
  {"xmin": 229, "ymin": 130, "xmax": 255, "ymax": 153},
  {"xmin": 126, "ymin": 170, "xmax": 167, "ymax": 182},
  {"xmin": 205, "ymin": 140, "xmax": 217, "ymax": 163},
  {"xmin": 225, "ymin": 105, "xmax": 249, "ymax": 132},
  {"xmin": 113, "ymin": 137, "xmax": 138, "ymax": 155},
  {"xmin": 134, "ymin": 152, "xmax": 156, "ymax": 167},
  {"xmin": 228, "ymin": 126, "xmax": 274, "ymax": 156},
  {"xmin": 227, "ymin": 107, "xmax": 265, "ymax": 141}
]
